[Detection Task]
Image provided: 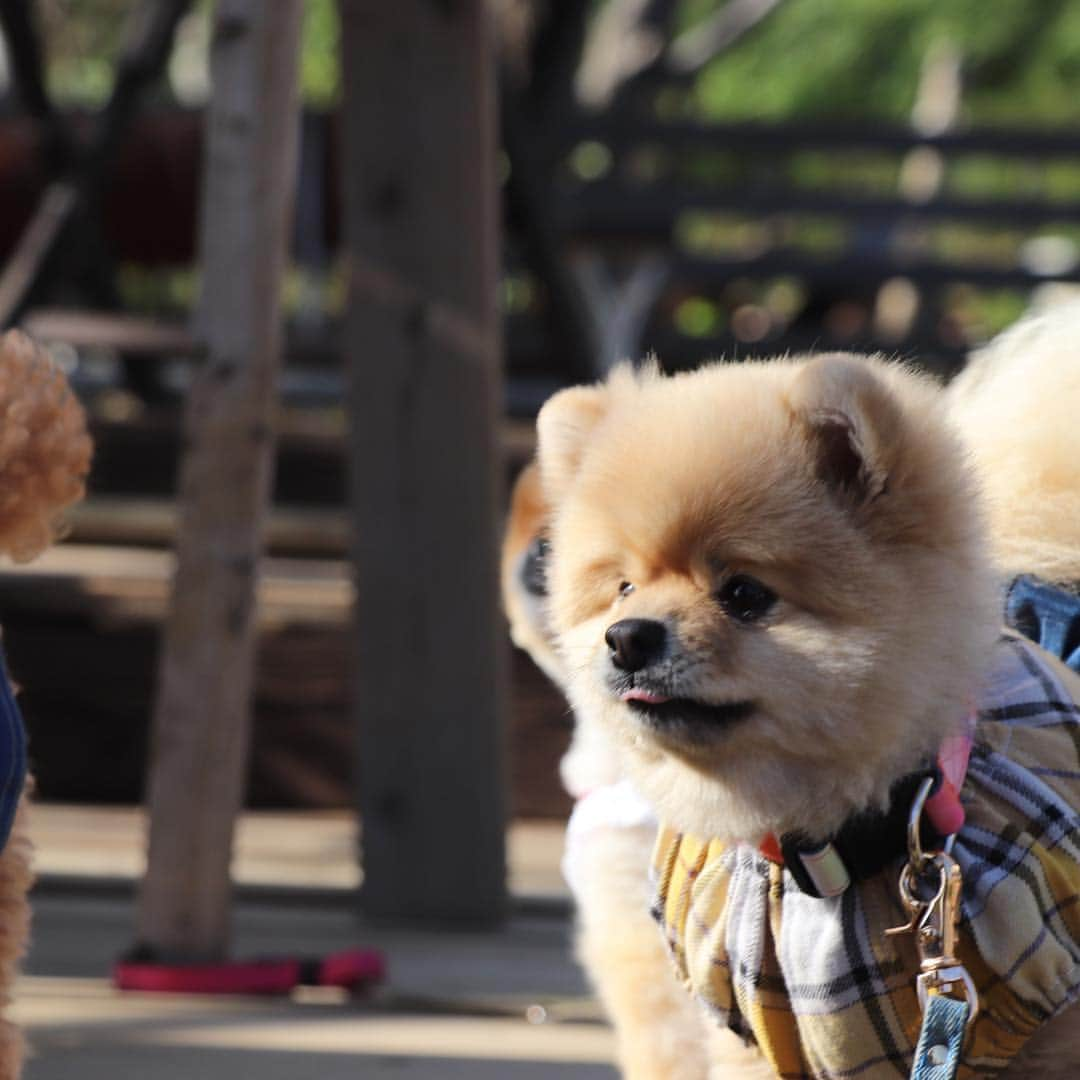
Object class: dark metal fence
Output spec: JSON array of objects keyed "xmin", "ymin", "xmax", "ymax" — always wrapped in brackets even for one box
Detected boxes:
[{"xmin": 505, "ymin": 113, "xmax": 1080, "ymax": 405}]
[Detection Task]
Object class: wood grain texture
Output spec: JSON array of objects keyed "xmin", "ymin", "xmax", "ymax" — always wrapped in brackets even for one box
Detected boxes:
[
  {"xmin": 134, "ymin": 0, "xmax": 303, "ymax": 959},
  {"xmin": 340, "ymin": 0, "xmax": 508, "ymax": 923}
]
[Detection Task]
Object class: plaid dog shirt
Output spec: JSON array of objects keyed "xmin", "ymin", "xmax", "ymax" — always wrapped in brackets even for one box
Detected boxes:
[{"xmin": 652, "ymin": 633, "xmax": 1080, "ymax": 1078}]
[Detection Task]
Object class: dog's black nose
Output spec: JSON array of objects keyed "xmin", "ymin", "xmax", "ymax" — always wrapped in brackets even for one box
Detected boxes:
[{"xmin": 605, "ymin": 618, "xmax": 667, "ymax": 672}]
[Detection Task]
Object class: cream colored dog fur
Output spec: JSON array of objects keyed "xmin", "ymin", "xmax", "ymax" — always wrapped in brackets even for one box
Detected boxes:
[{"xmin": 505, "ymin": 302, "xmax": 1080, "ymax": 1077}]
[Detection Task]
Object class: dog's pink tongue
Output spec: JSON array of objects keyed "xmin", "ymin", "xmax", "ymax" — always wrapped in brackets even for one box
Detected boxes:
[{"xmin": 621, "ymin": 689, "xmax": 670, "ymax": 705}]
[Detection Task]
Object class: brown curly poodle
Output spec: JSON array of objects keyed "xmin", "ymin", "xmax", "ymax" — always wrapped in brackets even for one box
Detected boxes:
[{"xmin": 0, "ymin": 330, "xmax": 91, "ymax": 1076}]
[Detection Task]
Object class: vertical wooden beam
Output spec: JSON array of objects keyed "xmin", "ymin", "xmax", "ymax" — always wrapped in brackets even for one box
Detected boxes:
[
  {"xmin": 340, "ymin": 0, "xmax": 508, "ymax": 924},
  {"xmin": 134, "ymin": 0, "xmax": 302, "ymax": 960}
]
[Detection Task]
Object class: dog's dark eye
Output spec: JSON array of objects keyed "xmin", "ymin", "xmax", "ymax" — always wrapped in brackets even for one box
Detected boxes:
[
  {"xmin": 522, "ymin": 535, "xmax": 549, "ymax": 597},
  {"xmin": 619, "ymin": 581, "xmax": 635, "ymax": 598},
  {"xmin": 718, "ymin": 574, "xmax": 776, "ymax": 623}
]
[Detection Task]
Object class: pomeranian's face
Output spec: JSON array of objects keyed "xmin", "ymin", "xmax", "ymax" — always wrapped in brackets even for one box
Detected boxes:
[{"xmin": 537, "ymin": 355, "xmax": 996, "ymax": 842}]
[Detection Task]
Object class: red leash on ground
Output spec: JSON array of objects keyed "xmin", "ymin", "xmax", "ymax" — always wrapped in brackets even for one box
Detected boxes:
[{"xmin": 113, "ymin": 948, "xmax": 386, "ymax": 995}]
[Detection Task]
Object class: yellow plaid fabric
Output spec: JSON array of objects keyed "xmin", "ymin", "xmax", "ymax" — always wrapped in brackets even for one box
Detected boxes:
[{"xmin": 653, "ymin": 634, "xmax": 1080, "ymax": 1078}]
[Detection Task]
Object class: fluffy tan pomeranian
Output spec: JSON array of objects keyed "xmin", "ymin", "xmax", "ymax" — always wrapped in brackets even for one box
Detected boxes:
[
  {"xmin": 539, "ymin": 355, "xmax": 996, "ymax": 844},
  {"xmin": 533, "ymin": 338, "xmax": 1080, "ymax": 1077}
]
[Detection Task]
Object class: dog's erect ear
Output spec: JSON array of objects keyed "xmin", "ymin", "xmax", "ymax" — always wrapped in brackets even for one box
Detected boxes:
[
  {"xmin": 787, "ymin": 354, "xmax": 904, "ymax": 507},
  {"xmin": 536, "ymin": 383, "xmax": 609, "ymax": 503}
]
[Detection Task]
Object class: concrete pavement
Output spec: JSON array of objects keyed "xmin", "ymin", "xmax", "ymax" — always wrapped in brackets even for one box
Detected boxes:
[{"xmin": 16, "ymin": 807, "xmax": 616, "ymax": 1078}]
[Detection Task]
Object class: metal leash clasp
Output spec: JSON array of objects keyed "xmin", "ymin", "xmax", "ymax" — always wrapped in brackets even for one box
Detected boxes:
[
  {"xmin": 910, "ymin": 851, "xmax": 978, "ymax": 1024},
  {"xmin": 885, "ymin": 776, "xmax": 979, "ymax": 1030}
]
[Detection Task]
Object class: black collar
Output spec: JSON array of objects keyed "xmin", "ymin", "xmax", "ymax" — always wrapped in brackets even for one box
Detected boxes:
[{"xmin": 778, "ymin": 766, "xmax": 944, "ymax": 898}]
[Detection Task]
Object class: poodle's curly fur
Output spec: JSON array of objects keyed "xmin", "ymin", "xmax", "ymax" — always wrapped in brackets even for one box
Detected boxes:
[
  {"xmin": 0, "ymin": 330, "xmax": 91, "ymax": 1077},
  {"xmin": 0, "ymin": 331, "xmax": 92, "ymax": 563}
]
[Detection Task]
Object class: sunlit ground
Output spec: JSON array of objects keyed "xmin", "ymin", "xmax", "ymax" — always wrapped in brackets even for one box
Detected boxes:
[
  {"xmin": 19, "ymin": 809, "xmax": 611, "ymax": 1078},
  {"xmin": 29, "ymin": 804, "xmax": 569, "ymax": 901},
  {"xmin": 17, "ymin": 975, "xmax": 615, "ymax": 1078}
]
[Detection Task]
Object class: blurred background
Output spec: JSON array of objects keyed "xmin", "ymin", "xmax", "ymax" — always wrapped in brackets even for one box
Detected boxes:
[
  {"xmin": 8, "ymin": 0, "xmax": 1080, "ymax": 822},
  {"xmin": 3, "ymin": 1, "xmax": 1080, "ymax": 1074}
]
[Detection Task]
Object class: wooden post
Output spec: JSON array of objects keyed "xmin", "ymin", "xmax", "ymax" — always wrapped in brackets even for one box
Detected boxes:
[
  {"xmin": 134, "ymin": 0, "xmax": 302, "ymax": 960},
  {"xmin": 340, "ymin": 0, "xmax": 508, "ymax": 924}
]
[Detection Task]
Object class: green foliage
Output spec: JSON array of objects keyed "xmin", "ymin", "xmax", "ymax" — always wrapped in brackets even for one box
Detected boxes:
[
  {"xmin": 39, "ymin": 0, "xmax": 130, "ymax": 105},
  {"xmin": 684, "ymin": 0, "xmax": 1080, "ymax": 125},
  {"xmin": 300, "ymin": 0, "xmax": 340, "ymax": 107},
  {"xmin": 31, "ymin": 0, "xmax": 338, "ymax": 107},
  {"xmin": 674, "ymin": 295, "xmax": 723, "ymax": 336},
  {"xmin": 944, "ymin": 285, "xmax": 1030, "ymax": 339}
]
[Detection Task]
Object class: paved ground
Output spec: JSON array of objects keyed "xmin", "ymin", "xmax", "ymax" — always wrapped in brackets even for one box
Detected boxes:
[
  {"xmin": 28, "ymin": 803, "xmax": 572, "ymax": 903},
  {"xmin": 15, "ymin": 807, "xmax": 615, "ymax": 1079}
]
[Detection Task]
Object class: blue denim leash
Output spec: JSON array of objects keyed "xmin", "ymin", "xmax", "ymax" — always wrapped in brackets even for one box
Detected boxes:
[
  {"xmin": 910, "ymin": 994, "xmax": 968, "ymax": 1080},
  {"xmin": 884, "ymin": 778, "xmax": 976, "ymax": 1080}
]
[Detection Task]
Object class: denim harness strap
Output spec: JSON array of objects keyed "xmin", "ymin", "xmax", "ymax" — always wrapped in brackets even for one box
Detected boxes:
[
  {"xmin": 0, "ymin": 647, "xmax": 26, "ymax": 851},
  {"xmin": 1006, "ymin": 575, "xmax": 1080, "ymax": 674}
]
